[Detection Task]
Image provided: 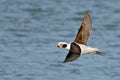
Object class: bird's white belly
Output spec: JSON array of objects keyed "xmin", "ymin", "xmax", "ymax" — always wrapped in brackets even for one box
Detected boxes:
[{"xmin": 78, "ymin": 44, "xmax": 95, "ymax": 55}]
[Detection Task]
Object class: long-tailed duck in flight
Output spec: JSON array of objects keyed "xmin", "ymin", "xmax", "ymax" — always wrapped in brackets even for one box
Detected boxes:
[{"xmin": 57, "ymin": 11, "xmax": 102, "ymax": 63}]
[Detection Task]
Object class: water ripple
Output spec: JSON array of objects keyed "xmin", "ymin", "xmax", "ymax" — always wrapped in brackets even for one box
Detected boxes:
[{"xmin": 0, "ymin": 0, "xmax": 120, "ymax": 80}]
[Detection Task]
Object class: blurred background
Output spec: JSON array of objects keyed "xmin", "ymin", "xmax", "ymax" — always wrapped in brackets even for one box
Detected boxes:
[{"xmin": 0, "ymin": 0, "xmax": 120, "ymax": 80}]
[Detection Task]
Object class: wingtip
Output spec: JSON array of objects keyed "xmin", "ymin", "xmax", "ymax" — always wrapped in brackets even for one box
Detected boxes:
[
  {"xmin": 63, "ymin": 58, "xmax": 74, "ymax": 63},
  {"xmin": 63, "ymin": 60, "xmax": 71, "ymax": 63},
  {"xmin": 84, "ymin": 11, "xmax": 90, "ymax": 17},
  {"xmin": 84, "ymin": 11, "xmax": 90, "ymax": 16},
  {"xmin": 84, "ymin": 11, "xmax": 92, "ymax": 23},
  {"xmin": 63, "ymin": 59, "xmax": 69, "ymax": 63},
  {"xmin": 62, "ymin": 60, "xmax": 68, "ymax": 63},
  {"xmin": 84, "ymin": 11, "xmax": 89, "ymax": 14},
  {"xmin": 63, "ymin": 61, "xmax": 66, "ymax": 63}
]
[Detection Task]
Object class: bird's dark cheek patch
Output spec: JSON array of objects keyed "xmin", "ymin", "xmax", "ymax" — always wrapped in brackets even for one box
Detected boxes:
[{"xmin": 63, "ymin": 44, "xmax": 67, "ymax": 48}]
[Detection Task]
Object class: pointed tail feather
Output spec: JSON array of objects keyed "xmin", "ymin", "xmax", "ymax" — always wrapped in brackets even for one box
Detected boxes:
[{"xmin": 95, "ymin": 51, "xmax": 107, "ymax": 56}]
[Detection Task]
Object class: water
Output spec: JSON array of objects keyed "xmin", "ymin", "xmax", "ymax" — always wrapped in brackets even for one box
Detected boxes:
[{"xmin": 0, "ymin": 0, "xmax": 120, "ymax": 80}]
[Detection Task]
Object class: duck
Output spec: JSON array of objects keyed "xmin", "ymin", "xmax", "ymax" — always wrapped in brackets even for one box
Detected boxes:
[{"xmin": 57, "ymin": 11, "xmax": 101, "ymax": 63}]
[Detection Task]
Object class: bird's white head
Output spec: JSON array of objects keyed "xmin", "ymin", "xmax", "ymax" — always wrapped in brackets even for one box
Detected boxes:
[{"xmin": 57, "ymin": 42, "xmax": 68, "ymax": 48}]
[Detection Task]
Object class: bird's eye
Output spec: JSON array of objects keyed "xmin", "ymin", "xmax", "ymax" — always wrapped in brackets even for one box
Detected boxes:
[{"xmin": 62, "ymin": 44, "xmax": 67, "ymax": 48}]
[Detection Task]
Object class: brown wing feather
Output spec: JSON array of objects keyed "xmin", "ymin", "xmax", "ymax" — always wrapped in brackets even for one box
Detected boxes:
[{"xmin": 74, "ymin": 11, "xmax": 92, "ymax": 45}]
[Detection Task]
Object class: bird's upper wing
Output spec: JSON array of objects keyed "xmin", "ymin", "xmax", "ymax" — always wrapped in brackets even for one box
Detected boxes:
[
  {"xmin": 74, "ymin": 11, "xmax": 92, "ymax": 45},
  {"xmin": 64, "ymin": 42, "xmax": 81, "ymax": 63}
]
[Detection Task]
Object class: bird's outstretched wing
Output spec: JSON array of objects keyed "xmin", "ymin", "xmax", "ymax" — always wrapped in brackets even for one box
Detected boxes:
[
  {"xmin": 64, "ymin": 42, "xmax": 81, "ymax": 62},
  {"xmin": 74, "ymin": 11, "xmax": 92, "ymax": 45}
]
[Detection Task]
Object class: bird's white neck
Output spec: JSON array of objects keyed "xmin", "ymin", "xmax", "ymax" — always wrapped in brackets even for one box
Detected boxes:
[{"xmin": 65, "ymin": 44, "xmax": 71, "ymax": 50}]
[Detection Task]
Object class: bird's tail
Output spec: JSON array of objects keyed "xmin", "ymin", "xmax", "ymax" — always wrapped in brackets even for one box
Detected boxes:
[{"xmin": 95, "ymin": 51, "xmax": 106, "ymax": 56}]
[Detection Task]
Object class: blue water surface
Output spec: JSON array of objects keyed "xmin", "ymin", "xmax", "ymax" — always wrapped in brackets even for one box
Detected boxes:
[{"xmin": 0, "ymin": 0, "xmax": 120, "ymax": 80}]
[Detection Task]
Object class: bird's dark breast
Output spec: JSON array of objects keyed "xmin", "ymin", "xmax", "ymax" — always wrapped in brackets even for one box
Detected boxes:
[
  {"xmin": 63, "ymin": 42, "xmax": 81, "ymax": 62},
  {"xmin": 70, "ymin": 42, "xmax": 81, "ymax": 54}
]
